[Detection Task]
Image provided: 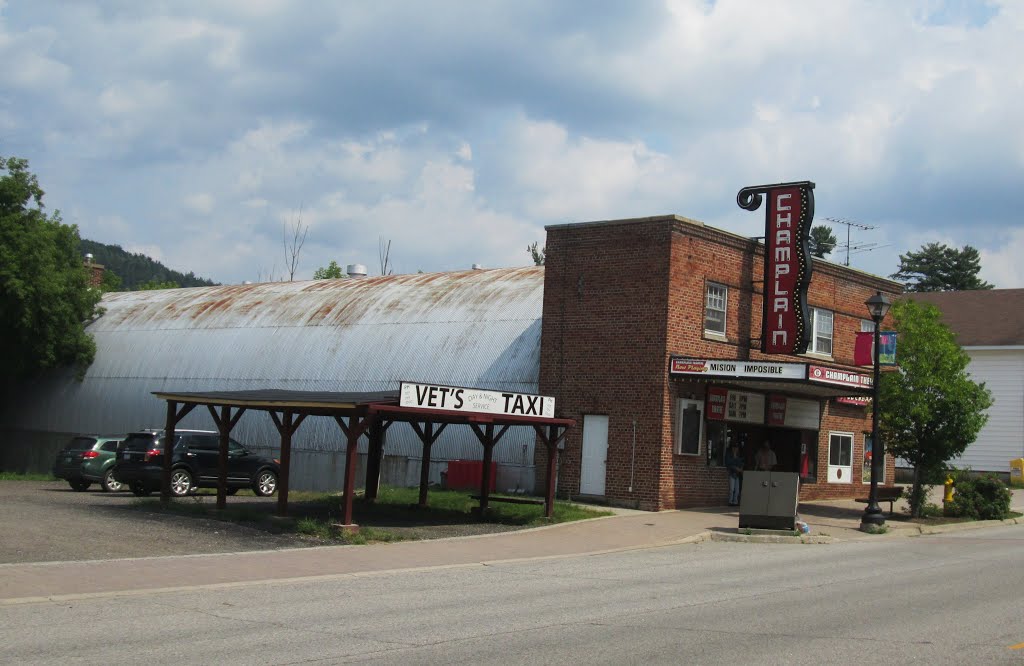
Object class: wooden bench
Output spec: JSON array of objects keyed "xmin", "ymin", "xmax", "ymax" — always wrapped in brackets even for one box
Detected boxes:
[
  {"xmin": 471, "ymin": 494, "xmax": 545, "ymax": 506},
  {"xmin": 854, "ymin": 487, "xmax": 903, "ymax": 515}
]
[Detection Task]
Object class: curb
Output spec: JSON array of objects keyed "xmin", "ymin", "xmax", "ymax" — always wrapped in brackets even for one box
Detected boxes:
[
  {"xmin": 709, "ymin": 531, "xmax": 834, "ymax": 545},
  {"xmin": 914, "ymin": 517, "xmax": 1020, "ymax": 535}
]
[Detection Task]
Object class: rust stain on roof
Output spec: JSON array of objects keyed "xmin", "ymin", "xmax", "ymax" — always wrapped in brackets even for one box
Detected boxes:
[{"xmin": 95, "ymin": 267, "xmax": 546, "ymax": 332}]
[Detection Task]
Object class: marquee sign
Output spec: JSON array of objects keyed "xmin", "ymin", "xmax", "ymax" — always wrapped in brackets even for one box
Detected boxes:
[
  {"xmin": 670, "ymin": 357, "xmax": 806, "ymax": 380},
  {"xmin": 399, "ymin": 381, "xmax": 555, "ymax": 418},
  {"xmin": 807, "ymin": 365, "xmax": 872, "ymax": 390},
  {"xmin": 737, "ymin": 181, "xmax": 815, "ymax": 355}
]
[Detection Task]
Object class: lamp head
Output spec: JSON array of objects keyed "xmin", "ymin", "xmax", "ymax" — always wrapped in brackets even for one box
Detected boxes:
[{"xmin": 865, "ymin": 292, "xmax": 891, "ymax": 321}]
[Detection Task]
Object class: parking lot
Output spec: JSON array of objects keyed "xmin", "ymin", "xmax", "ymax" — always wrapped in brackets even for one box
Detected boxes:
[{"xmin": 0, "ymin": 480, "xmax": 308, "ymax": 564}]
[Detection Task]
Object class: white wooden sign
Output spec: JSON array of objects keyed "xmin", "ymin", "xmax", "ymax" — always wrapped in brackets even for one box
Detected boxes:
[{"xmin": 399, "ymin": 381, "xmax": 555, "ymax": 418}]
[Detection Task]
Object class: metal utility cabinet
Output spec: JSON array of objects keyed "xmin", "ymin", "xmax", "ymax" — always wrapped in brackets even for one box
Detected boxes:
[{"xmin": 738, "ymin": 471, "xmax": 799, "ymax": 530}]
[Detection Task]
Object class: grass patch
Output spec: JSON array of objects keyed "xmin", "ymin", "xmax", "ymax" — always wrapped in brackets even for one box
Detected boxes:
[
  {"xmin": 0, "ymin": 472, "xmax": 56, "ymax": 481},
  {"xmin": 123, "ymin": 486, "xmax": 611, "ymax": 545}
]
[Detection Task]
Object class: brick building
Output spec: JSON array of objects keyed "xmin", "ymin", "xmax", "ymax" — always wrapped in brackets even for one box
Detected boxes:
[{"xmin": 538, "ymin": 215, "xmax": 901, "ymax": 511}]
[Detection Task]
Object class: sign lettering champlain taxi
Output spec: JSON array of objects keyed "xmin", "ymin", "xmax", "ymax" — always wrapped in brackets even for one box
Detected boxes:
[{"xmin": 399, "ymin": 381, "xmax": 555, "ymax": 418}]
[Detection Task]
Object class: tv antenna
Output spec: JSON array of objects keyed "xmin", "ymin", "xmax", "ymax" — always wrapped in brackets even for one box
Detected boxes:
[{"xmin": 823, "ymin": 217, "xmax": 878, "ymax": 267}]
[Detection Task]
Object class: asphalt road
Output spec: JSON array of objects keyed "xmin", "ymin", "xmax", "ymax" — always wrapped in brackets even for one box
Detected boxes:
[
  {"xmin": 3, "ymin": 523, "xmax": 1023, "ymax": 664},
  {"xmin": 0, "ymin": 480, "xmax": 304, "ymax": 563}
]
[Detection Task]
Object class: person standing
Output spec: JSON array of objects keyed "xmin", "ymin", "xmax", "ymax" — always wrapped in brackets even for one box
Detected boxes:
[
  {"xmin": 725, "ymin": 443, "xmax": 744, "ymax": 506},
  {"xmin": 755, "ymin": 440, "xmax": 777, "ymax": 471}
]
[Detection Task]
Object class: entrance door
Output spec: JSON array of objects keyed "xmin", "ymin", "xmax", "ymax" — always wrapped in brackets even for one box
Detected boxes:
[{"xmin": 580, "ymin": 414, "xmax": 609, "ymax": 496}]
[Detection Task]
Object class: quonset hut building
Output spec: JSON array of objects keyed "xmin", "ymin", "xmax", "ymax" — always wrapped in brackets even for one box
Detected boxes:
[{"xmin": 1, "ymin": 215, "xmax": 903, "ymax": 510}]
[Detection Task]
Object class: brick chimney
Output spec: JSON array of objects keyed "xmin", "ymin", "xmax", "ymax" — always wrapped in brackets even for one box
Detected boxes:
[{"xmin": 83, "ymin": 253, "xmax": 104, "ymax": 287}]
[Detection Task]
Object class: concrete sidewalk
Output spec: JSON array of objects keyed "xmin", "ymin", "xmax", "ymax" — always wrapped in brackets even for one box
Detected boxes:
[{"xmin": 3, "ymin": 488, "xmax": 1021, "ymax": 605}]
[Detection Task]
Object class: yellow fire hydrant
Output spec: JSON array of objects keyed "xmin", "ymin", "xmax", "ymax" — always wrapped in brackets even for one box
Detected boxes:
[{"xmin": 943, "ymin": 476, "xmax": 955, "ymax": 505}]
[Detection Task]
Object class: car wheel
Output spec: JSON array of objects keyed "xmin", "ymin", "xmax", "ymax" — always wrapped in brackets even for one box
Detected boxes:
[
  {"xmin": 68, "ymin": 479, "xmax": 91, "ymax": 492},
  {"xmin": 101, "ymin": 469, "xmax": 123, "ymax": 492},
  {"xmin": 253, "ymin": 469, "xmax": 278, "ymax": 496},
  {"xmin": 170, "ymin": 469, "xmax": 194, "ymax": 497},
  {"xmin": 130, "ymin": 483, "xmax": 152, "ymax": 497}
]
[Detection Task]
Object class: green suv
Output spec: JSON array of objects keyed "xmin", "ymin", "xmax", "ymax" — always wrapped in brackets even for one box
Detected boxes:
[{"xmin": 52, "ymin": 435, "xmax": 126, "ymax": 492}]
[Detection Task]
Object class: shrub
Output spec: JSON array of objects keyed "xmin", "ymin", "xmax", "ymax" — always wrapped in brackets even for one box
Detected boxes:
[{"xmin": 945, "ymin": 474, "xmax": 1012, "ymax": 520}]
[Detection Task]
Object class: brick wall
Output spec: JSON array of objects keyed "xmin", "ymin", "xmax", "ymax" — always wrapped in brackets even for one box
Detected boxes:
[{"xmin": 538, "ymin": 215, "xmax": 901, "ymax": 511}]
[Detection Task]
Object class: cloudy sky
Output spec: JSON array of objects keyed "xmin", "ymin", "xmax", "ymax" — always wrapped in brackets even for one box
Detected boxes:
[{"xmin": 2, "ymin": 1, "xmax": 1021, "ymax": 287}]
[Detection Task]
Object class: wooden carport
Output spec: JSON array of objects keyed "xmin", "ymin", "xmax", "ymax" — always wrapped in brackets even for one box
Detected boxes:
[{"xmin": 151, "ymin": 389, "xmax": 574, "ymax": 526}]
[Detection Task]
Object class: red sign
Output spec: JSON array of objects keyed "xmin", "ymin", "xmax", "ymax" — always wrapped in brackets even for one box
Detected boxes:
[
  {"xmin": 835, "ymin": 396, "xmax": 871, "ymax": 406},
  {"xmin": 808, "ymin": 365, "xmax": 872, "ymax": 389},
  {"xmin": 671, "ymin": 358, "xmax": 709, "ymax": 373},
  {"xmin": 706, "ymin": 387, "xmax": 728, "ymax": 421},
  {"xmin": 767, "ymin": 394, "xmax": 787, "ymax": 425},
  {"xmin": 737, "ymin": 181, "xmax": 814, "ymax": 355}
]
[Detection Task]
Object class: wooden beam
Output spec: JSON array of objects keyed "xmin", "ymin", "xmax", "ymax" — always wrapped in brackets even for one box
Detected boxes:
[{"xmin": 160, "ymin": 401, "xmax": 196, "ymax": 505}]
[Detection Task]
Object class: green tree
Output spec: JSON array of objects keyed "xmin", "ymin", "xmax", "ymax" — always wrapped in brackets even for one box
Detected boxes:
[
  {"xmin": 890, "ymin": 242, "xmax": 994, "ymax": 292},
  {"xmin": 0, "ymin": 156, "xmax": 100, "ymax": 380},
  {"xmin": 313, "ymin": 260, "xmax": 345, "ymax": 279},
  {"xmin": 808, "ymin": 225, "xmax": 837, "ymax": 259},
  {"xmin": 879, "ymin": 299, "xmax": 993, "ymax": 516},
  {"xmin": 100, "ymin": 269, "xmax": 123, "ymax": 292},
  {"xmin": 136, "ymin": 279, "xmax": 179, "ymax": 290},
  {"xmin": 527, "ymin": 241, "xmax": 545, "ymax": 266}
]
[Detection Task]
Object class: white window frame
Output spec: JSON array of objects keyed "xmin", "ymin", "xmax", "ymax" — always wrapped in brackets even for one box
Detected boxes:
[
  {"xmin": 807, "ymin": 308, "xmax": 834, "ymax": 356},
  {"xmin": 827, "ymin": 431, "xmax": 853, "ymax": 484},
  {"xmin": 860, "ymin": 319, "xmax": 875, "ymax": 333},
  {"xmin": 861, "ymin": 433, "xmax": 884, "ymax": 484},
  {"xmin": 704, "ymin": 283, "xmax": 728, "ymax": 336},
  {"xmin": 675, "ymin": 398, "xmax": 704, "ymax": 456}
]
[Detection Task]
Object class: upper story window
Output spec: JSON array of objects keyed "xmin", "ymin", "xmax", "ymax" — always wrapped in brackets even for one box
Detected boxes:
[
  {"xmin": 808, "ymin": 308, "xmax": 833, "ymax": 355},
  {"xmin": 704, "ymin": 283, "xmax": 727, "ymax": 335}
]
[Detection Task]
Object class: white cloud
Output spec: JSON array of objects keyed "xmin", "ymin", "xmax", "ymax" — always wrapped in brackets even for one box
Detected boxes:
[
  {"xmin": 184, "ymin": 193, "xmax": 214, "ymax": 214},
  {"xmin": 1, "ymin": 1, "xmax": 1020, "ymax": 287}
]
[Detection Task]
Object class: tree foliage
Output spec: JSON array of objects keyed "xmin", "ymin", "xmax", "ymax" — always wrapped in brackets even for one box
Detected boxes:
[
  {"xmin": 136, "ymin": 279, "xmax": 180, "ymax": 291},
  {"xmin": 79, "ymin": 239, "xmax": 216, "ymax": 290},
  {"xmin": 808, "ymin": 225, "xmax": 837, "ymax": 259},
  {"xmin": 0, "ymin": 156, "xmax": 101, "ymax": 380},
  {"xmin": 527, "ymin": 241, "xmax": 545, "ymax": 266},
  {"xmin": 313, "ymin": 260, "xmax": 345, "ymax": 280},
  {"xmin": 890, "ymin": 242, "xmax": 994, "ymax": 292},
  {"xmin": 879, "ymin": 299, "xmax": 993, "ymax": 516}
]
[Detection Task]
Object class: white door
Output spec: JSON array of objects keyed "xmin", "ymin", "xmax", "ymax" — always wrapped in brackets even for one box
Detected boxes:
[{"xmin": 580, "ymin": 414, "xmax": 609, "ymax": 496}]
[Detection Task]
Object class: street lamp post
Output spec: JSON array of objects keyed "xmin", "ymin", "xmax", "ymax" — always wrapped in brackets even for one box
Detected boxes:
[{"xmin": 861, "ymin": 291, "xmax": 891, "ymax": 530}]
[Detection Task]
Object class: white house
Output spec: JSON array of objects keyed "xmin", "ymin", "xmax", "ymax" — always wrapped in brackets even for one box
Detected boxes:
[{"xmin": 910, "ymin": 289, "xmax": 1024, "ymax": 474}]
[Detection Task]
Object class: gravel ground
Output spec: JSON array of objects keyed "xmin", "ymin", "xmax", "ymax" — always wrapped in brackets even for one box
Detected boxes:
[
  {"xmin": 0, "ymin": 480, "xmax": 307, "ymax": 564},
  {"xmin": 0, "ymin": 480, "xmax": 542, "ymax": 565}
]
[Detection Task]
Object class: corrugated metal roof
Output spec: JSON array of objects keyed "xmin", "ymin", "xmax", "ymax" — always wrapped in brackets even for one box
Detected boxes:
[{"xmin": 7, "ymin": 267, "xmax": 546, "ymax": 464}]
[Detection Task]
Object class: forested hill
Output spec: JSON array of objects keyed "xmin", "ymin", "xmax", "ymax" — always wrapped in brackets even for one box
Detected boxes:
[{"xmin": 79, "ymin": 239, "xmax": 218, "ymax": 290}]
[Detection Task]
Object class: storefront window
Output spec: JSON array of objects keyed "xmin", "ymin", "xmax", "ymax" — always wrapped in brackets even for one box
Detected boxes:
[
  {"xmin": 675, "ymin": 399, "xmax": 703, "ymax": 455},
  {"xmin": 862, "ymin": 433, "xmax": 883, "ymax": 484},
  {"xmin": 827, "ymin": 432, "xmax": 853, "ymax": 483},
  {"xmin": 706, "ymin": 421, "xmax": 728, "ymax": 466},
  {"xmin": 799, "ymin": 432, "xmax": 817, "ymax": 483}
]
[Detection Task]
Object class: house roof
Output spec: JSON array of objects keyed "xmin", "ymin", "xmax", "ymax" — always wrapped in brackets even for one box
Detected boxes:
[{"xmin": 906, "ymin": 289, "xmax": 1024, "ymax": 347}]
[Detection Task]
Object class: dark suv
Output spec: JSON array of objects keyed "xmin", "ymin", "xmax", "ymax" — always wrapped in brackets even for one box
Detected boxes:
[
  {"xmin": 113, "ymin": 430, "xmax": 280, "ymax": 497},
  {"xmin": 53, "ymin": 435, "xmax": 126, "ymax": 492}
]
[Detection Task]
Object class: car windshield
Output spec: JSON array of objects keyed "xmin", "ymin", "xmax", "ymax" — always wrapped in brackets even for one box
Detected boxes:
[{"xmin": 63, "ymin": 437, "xmax": 97, "ymax": 451}]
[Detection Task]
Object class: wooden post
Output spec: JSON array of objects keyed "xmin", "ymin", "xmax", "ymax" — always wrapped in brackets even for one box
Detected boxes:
[
  {"xmin": 364, "ymin": 418, "xmax": 384, "ymax": 501},
  {"xmin": 418, "ymin": 422, "xmax": 434, "ymax": 507},
  {"xmin": 277, "ymin": 411, "xmax": 292, "ymax": 517},
  {"xmin": 546, "ymin": 425, "xmax": 560, "ymax": 518},
  {"xmin": 479, "ymin": 424, "xmax": 495, "ymax": 513},
  {"xmin": 270, "ymin": 410, "xmax": 306, "ymax": 518},
  {"xmin": 161, "ymin": 400, "xmax": 176, "ymax": 505}
]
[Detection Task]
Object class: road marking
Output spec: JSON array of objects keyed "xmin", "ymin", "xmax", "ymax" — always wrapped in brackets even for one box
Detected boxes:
[{"xmin": 1009, "ymin": 642, "xmax": 1024, "ymax": 650}]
